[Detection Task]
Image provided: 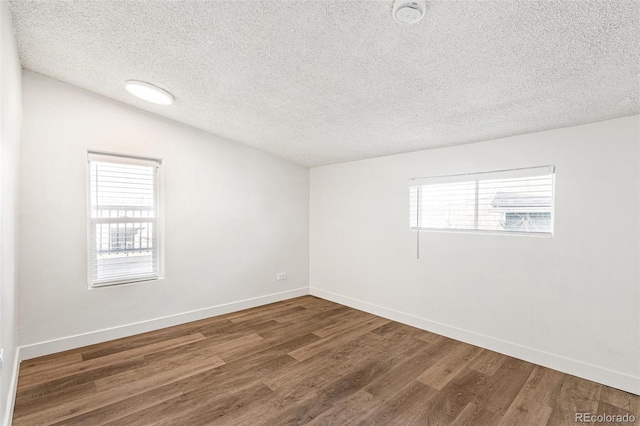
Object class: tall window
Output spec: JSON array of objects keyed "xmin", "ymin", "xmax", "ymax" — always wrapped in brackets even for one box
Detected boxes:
[
  {"xmin": 88, "ymin": 152, "xmax": 162, "ymax": 287},
  {"xmin": 409, "ymin": 166, "xmax": 555, "ymax": 235}
]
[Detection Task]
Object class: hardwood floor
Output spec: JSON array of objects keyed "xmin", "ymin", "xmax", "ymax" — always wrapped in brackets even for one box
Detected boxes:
[{"xmin": 13, "ymin": 296, "xmax": 640, "ymax": 425}]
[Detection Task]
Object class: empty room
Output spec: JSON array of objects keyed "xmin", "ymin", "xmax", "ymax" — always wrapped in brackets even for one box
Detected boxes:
[{"xmin": 1, "ymin": 0, "xmax": 639, "ymax": 425}]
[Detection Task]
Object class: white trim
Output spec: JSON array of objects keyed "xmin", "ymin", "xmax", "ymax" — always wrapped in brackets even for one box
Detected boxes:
[
  {"xmin": 19, "ymin": 288, "xmax": 308, "ymax": 361},
  {"xmin": 87, "ymin": 150, "xmax": 162, "ymax": 166},
  {"xmin": 408, "ymin": 165, "xmax": 555, "ymax": 186},
  {"xmin": 87, "ymin": 155, "xmax": 163, "ymax": 288},
  {"xmin": 309, "ymin": 287, "xmax": 640, "ymax": 396},
  {"xmin": 2, "ymin": 347, "xmax": 20, "ymax": 426},
  {"xmin": 409, "ymin": 227, "xmax": 553, "ymax": 237}
]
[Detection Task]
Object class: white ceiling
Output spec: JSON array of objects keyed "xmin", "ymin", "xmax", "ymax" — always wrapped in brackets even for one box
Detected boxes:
[{"xmin": 8, "ymin": 0, "xmax": 640, "ymax": 167}]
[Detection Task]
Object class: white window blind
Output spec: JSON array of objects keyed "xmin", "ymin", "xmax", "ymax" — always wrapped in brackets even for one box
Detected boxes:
[
  {"xmin": 409, "ymin": 166, "xmax": 555, "ymax": 235},
  {"xmin": 88, "ymin": 152, "xmax": 162, "ymax": 287}
]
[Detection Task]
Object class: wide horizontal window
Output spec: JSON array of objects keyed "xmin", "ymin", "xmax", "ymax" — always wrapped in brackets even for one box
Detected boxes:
[
  {"xmin": 409, "ymin": 166, "xmax": 555, "ymax": 235},
  {"xmin": 88, "ymin": 152, "xmax": 162, "ymax": 287}
]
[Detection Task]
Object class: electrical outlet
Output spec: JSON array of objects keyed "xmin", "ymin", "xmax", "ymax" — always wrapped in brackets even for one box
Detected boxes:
[
  {"xmin": 277, "ymin": 272, "xmax": 287, "ymax": 281},
  {"xmin": 0, "ymin": 348, "xmax": 4, "ymax": 373}
]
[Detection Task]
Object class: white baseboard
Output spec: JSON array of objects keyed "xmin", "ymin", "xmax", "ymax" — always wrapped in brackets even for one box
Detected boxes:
[
  {"xmin": 310, "ymin": 287, "xmax": 640, "ymax": 396},
  {"xmin": 19, "ymin": 288, "xmax": 309, "ymax": 361},
  {"xmin": 13, "ymin": 286, "xmax": 640, "ymax": 398},
  {"xmin": 2, "ymin": 347, "xmax": 20, "ymax": 426}
]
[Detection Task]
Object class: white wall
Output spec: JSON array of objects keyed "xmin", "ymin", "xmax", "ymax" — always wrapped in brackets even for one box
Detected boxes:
[
  {"xmin": 310, "ymin": 116, "xmax": 640, "ymax": 394},
  {"xmin": 0, "ymin": 2, "xmax": 22, "ymax": 424},
  {"xmin": 11, "ymin": 58, "xmax": 640, "ymax": 404},
  {"xmin": 18, "ymin": 71, "xmax": 309, "ymax": 354}
]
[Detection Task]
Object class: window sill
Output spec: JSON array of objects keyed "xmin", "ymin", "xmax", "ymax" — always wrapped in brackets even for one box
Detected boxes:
[
  {"xmin": 88, "ymin": 276, "xmax": 165, "ymax": 289},
  {"xmin": 411, "ymin": 228, "xmax": 554, "ymax": 237}
]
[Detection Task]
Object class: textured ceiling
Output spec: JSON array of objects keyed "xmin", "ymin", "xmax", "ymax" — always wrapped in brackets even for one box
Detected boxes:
[{"xmin": 8, "ymin": 0, "xmax": 640, "ymax": 167}]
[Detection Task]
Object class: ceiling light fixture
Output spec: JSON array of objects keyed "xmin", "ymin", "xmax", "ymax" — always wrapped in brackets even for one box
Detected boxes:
[
  {"xmin": 393, "ymin": 0, "xmax": 426, "ymax": 25},
  {"xmin": 125, "ymin": 80, "xmax": 174, "ymax": 105}
]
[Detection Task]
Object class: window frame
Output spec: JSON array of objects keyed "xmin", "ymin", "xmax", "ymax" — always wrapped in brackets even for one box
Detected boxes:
[
  {"xmin": 87, "ymin": 151, "xmax": 164, "ymax": 288},
  {"xmin": 409, "ymin": 166, "xmax": 555, "ymax": 237}
]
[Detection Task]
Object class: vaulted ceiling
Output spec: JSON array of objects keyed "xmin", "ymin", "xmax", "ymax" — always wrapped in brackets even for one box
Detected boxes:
[{"xmin": 8, "ymin": 0, "xmax": 640, "ymax": 166}]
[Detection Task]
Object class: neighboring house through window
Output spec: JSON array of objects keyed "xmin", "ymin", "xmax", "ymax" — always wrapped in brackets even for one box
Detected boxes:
[{"xmin": 491, "ymin": 192, "xmax": 552, "ymax": 232}]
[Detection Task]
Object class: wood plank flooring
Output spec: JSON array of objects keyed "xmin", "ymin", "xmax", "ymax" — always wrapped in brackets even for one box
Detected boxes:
[{"xmin": 13, "ymin": 296, "xmax": 640, "ymax": 425}]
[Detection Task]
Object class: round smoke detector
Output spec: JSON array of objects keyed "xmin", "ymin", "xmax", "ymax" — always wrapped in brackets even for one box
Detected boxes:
[{"xmin": 393, "ymin": 0, "xmax": 426, "ymax": 25}]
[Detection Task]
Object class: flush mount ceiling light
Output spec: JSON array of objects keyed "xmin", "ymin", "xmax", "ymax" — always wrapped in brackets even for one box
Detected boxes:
[
  {"xmin": 125, "ymin": 80, "xmax": 174, "ymax": 105},
  {"xmin": 393, "ymin": 0, "xmax": 426, "ymax": 25}
]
